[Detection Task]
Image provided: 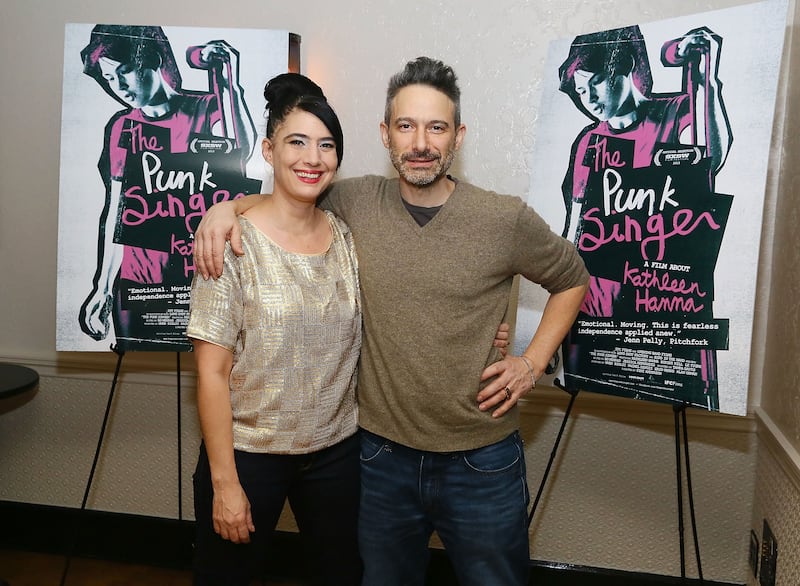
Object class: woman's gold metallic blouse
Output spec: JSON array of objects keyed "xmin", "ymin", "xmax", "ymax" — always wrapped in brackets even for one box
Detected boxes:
[{"xmin": 187, "ymin": 212, "xmax": 361, "ymax": 454}]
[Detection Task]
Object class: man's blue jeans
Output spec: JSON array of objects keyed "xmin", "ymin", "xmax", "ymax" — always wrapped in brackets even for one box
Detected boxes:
[{"xmin": 358, "ymin": 429, "xmax": 530, "ymax": 586}]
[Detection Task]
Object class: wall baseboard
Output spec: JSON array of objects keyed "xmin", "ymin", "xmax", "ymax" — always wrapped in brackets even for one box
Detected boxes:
[{"xmin": 0, "ymin": 501, "xmax": 741, "ymax": 585}]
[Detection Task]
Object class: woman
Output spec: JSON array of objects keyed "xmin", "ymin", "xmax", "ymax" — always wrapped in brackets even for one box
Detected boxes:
[{"xmin": 187, "ymin": 73, "xmax": 362, "ymax": 585}]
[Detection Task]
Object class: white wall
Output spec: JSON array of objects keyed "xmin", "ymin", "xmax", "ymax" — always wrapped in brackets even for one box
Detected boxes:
[
  {"xmin": 749, "ymin": 0, "xmax": 800, "ymax": 584},
  {"xmin": 1, "ymin": 0, "xmax": 792, "ymax": 583},
  {"xmin": 1, "ymin": 0, "xmax": 766, "ymax": 361}
]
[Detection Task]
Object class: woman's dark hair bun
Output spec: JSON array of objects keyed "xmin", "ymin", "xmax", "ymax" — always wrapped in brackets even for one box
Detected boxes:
[{"xmin": 264, "ymin": 73, "xmax": 325, "ymax": 113}]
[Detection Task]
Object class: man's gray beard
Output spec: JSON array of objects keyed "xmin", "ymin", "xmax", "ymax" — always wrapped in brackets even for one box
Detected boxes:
[{"xmin": 392, "ymin": 148, "xmax": 456, "ymax": 187}]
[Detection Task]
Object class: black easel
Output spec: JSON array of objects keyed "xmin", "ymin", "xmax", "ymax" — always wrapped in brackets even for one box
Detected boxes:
[
  {"xmin": 59, "ymin": 347, "xmax": 184, "ymax": 586},
  {"xmin": 526, "ymin": 382, "xmax": 704, "ymax": 584},
  {"xmin": 527, "ymin": 379, "xmax": 579, "ymax": 527},
  {"xmin": 673, "ymin": 402, "xmax": 704, "ymax": 583},
  {"xmin": 176, "ymin": 352, "xmax": 183, "ymax": 521}
]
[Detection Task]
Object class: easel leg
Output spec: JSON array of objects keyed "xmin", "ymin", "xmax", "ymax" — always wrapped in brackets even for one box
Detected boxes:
[
  {"xmin": 682, "ymin": 406, "xmax": 704, "ymax": 582},
  {"xmin": 674, "ymin": 404, "xmax": 687, "ymax": 579},
  {"xmin": 528, "ymin": 381, "xmax": 579, "ymax": 527},
  {"xmin": 60, "ymin": 345, "xmax": 125, "ymax": 586},
  {"xmin": 176, "ymin": 352, "xmax": 183, "ymax": 521},
  {"xmin": 673, "ymin": 402, "xmax": 704, "ymax": 583}
]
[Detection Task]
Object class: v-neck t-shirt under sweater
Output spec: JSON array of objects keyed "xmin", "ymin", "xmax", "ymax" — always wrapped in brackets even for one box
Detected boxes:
[{"xmin": 322, "ymin": 175, "xmax": 588, "ymax": 452}]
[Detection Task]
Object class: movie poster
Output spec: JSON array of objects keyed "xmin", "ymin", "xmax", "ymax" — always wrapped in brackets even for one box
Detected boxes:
[
  {"xmin": 56, "ymin": 24, "xmax": 291, "ymax": 352},
  {"xmin": 516, "ymin": 0, "xmax": 787, "ymax": 415}
]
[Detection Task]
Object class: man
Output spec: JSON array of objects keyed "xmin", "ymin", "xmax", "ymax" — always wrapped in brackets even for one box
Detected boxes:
[{"xmin": 194, "ymin": 57, "xmax": 589, "ymax": 585}]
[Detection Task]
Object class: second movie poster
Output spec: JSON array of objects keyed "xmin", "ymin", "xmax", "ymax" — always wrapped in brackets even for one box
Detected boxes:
[{"xmin": 516, "ymin": 0, "xmax": 787, "ymax": 416}]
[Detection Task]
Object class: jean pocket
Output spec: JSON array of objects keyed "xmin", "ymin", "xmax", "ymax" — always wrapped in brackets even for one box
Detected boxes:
[
  {"xmin": 462, "ymin": 433, "xmax": 522, "ymax": 474},
  {"xmin": 359, "ymin": 430, "xmax": 388, "ymax": 462}
]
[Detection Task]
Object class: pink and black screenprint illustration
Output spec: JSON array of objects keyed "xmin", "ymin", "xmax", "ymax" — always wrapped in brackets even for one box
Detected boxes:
[
  {"xmin": 516, "ymin": 1, "xmax": 787, "ymax": 415},
  {"xmin": 559, "ymin": 24, "xmax": 732, "ymax": 410},
  {"xmin": 57, "ymin": 24, "xmax": 291, "ymax": 352}
]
